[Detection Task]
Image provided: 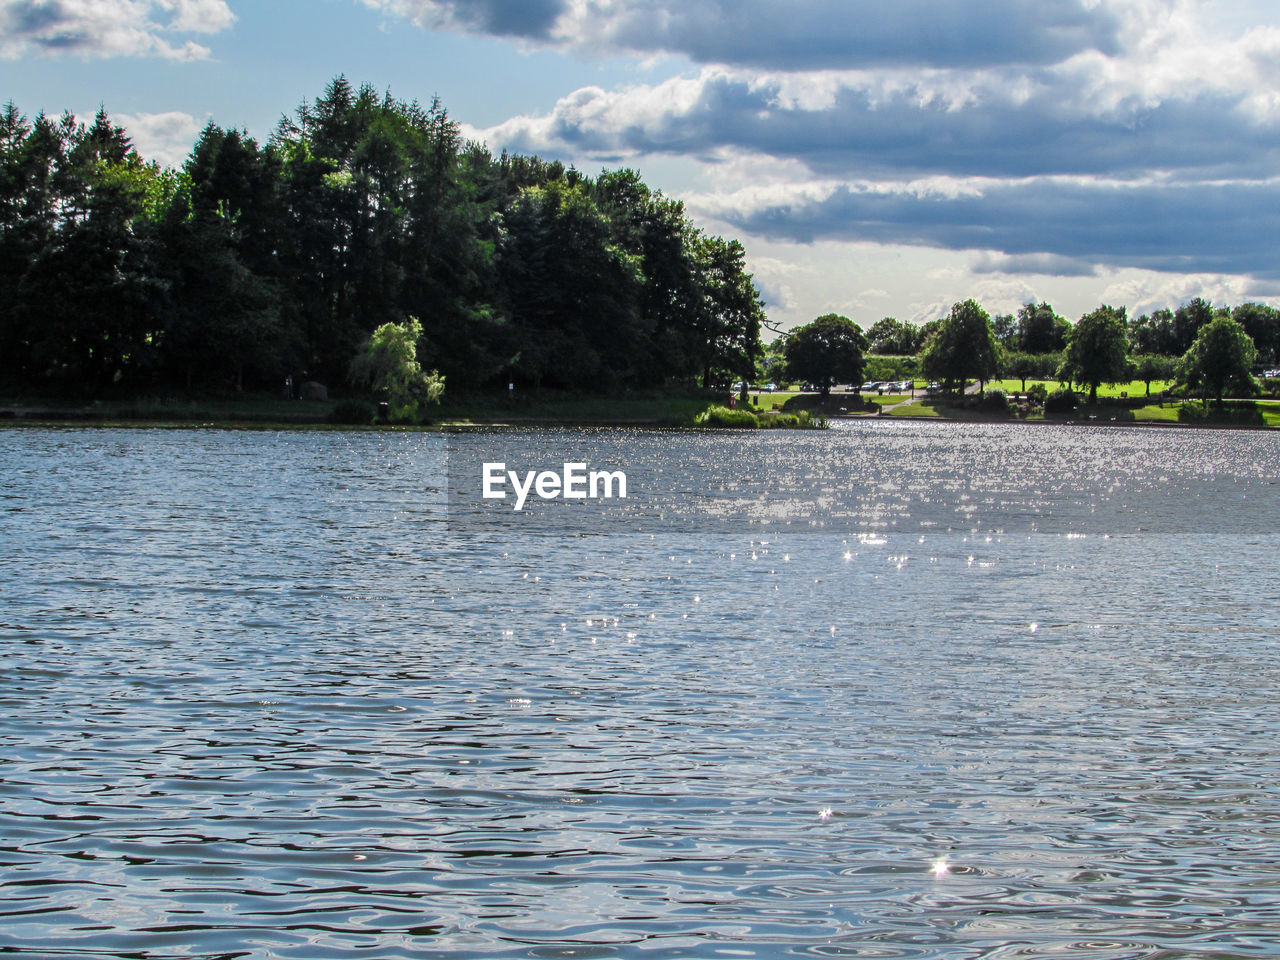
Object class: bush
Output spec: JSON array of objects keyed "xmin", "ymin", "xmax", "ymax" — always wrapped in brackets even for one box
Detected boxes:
[
  {"xmin": 695, "ymin": 404, "xmax": 759, "ymax": 428},
  {"xmin": 980, "ymin": 388, "xmax": 1010, "ymax": 413},
  {"xmin": 1177, "ymin": 402, "xmax": 1264, "ymax": 426},
  {"xmin": 1026, "ymin": 383, "xmax": 1049, "ymax": 404},
  {"xmin": 327, "ymin": 398, "xmax": 376, "ymax": 425},
  {"xmin": 1044, "ymin": 388, "xmax": 1078, "ymax": 414}
]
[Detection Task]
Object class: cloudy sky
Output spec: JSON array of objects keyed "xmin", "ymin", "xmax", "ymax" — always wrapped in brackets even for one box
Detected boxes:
[{"xmin": 2, "ymin": 0, "xmax": 1279, "ymax": 331}]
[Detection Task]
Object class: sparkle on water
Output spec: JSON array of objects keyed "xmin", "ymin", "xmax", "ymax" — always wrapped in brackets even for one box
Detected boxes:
[{"xmin": 2, "ymin": 421, "xmax": 1280, "ymax": 959}]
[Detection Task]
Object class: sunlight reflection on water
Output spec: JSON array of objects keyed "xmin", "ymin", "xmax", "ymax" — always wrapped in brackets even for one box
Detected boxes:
[{"xmin": 2, "ymin": 423, "xmax": 1279, "ymax": 958}]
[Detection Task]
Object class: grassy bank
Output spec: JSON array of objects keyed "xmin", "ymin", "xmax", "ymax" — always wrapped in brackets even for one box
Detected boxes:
[{"xmin": 0, "ymin": 390, "xmax": 763, "ymax": 430}]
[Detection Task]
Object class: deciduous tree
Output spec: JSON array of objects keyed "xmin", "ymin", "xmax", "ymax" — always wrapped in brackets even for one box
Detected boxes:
[
  {"xmin": 784, "ymin": 313, "xmax": 867, "ymax": 397},
  {"xmin": 1063, "ymin": 305, "xmax": 1130, "ymax": 403}
]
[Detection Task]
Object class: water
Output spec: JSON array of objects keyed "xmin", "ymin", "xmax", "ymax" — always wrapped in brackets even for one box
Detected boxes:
[{"xmin": 2, "ymin": 421, "xmax": 1279, "ymax": 959}]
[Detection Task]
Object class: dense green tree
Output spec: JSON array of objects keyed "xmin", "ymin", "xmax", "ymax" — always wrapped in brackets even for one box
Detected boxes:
[
  {"xmin": 991, "ymin": 312, "xmax": 1017, "ymax": 348},
  {"xmin": 1017, "ymin": 301, "xmax": 1069, "ymax": 353},
  {"xmin": 499, "ymin": 178, "xmax": 644, "ymax": 389},
  {"xmin": 783, "ymin": 313, "xmax": 867, "ymax": 397},
  {"xmin": 1062, "ymin": 305, "xmax": 1130, "ymax": 403},
  {"xmin": 1232, "ymin": 302, "xmax": 1280, "ymax": 366},
  {"xmin": 1129, "ymin": 308, "xmax": 1176, "ymax": 355},
  {"xmin": 920, "ymin": 299, "xmax": 1001, "ymax": 391},
  {"xmin": 692, "ymin": 234, "xmax": 764, "ymax": 400},
  {"xmin": 866, "ymin": 316, "xmax": 923, "ymax": 355},
  {"xmin": 1179, "ymin": 315, "xmax": 1257, "ymax": 402},
  {"xmin": 1172, "ymin": 297, "xmax": 1217, "ymax": 355}
]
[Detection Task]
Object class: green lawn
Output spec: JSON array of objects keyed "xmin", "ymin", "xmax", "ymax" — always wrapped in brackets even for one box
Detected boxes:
[
  {"xmin": 748, "ymin": 390, "xmax": 799, "ymax": 411},
  {"xmin": 986, "ymin": 379, "xmax": 1172, "ymax": 398},
  {"xmin": 1130, "ymin": 404, "xmax": 1180, "ymax": 423},
  {"xmin": 884, "ymin": 400, "xmax": 945, "ymax": 418},
  {"xmin": 866, "ymin": 393, "xmax": 912, "ymax": 407},
  {"xmin": 1258, "ymin": 401, "xmax": 1280, "ymax": 427}
]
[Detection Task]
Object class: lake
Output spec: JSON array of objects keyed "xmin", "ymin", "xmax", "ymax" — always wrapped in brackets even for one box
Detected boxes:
[{"xmin": 2, "ymin": 421, "xmax": 1279, "ymax": 959}]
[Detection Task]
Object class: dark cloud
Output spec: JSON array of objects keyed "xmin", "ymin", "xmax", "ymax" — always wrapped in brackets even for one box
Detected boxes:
[
  {"xmin": 5, "ymin": 0, "xmax": 89, "ymax": 52},
  {"xmin": 513, "ymin": 72, "xmax": 1280, "ymax": 181},
  {"xmin": 590, "ymin": 0, "xmax": 1121, "ymax": 69},
  {"xmin": 406, "ymin": 0, "xmax": 1121, "ymax": 68},
  {"xmin": 717, "ymin": 178, "xmax": 1280, "ymax": 279},
  {"xmin": 7, "ymin": 0, "xmax": 68, "ymax": 33},
  {"xmin": 435, "ymin": 0, "xmax": 565, "ymax": 39}
]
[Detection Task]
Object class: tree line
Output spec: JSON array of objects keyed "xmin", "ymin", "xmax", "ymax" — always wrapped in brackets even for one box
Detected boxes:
[
  {"xmin": 0, "ymin": 77, "xmax": 764, "ymax": 399},
  {"xmin": 772, "ymin": 296, "xmax": 1279, "ymax": 404}
]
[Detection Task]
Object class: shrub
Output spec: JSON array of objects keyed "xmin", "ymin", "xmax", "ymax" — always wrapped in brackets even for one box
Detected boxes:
[
  {"xmin": 695, "ymin": 404, "xmax": 759, "ymax": 428},
  {"xmin": 1044, "ymin": 388, "xmax": 1078, "ymax": 414},
  {"xmin": 1177, "ymin": 402, "xmax": 1264, "ymax": 426},
  {"xmin": 980, "ymin": 388, "xmax": 1010, "ymax": 413},
  {"xmin": 327, "ymin": 398, "xmax": 376, "ymax": 425},
  {"xmin": 1026, "ymin": 383, "xmax": 1049, "ymax": 404},
  {"xmin": 760, "ymin": 411, "xmax": 800, "ymax": 427}
]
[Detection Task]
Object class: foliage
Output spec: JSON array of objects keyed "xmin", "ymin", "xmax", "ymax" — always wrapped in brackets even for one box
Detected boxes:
[
  {"xmin": 349, "ymin": 317, "xmax": 444, "ymax": 422},
  {"xmin": 783, "ymin": 313, "xmax": 868, "ymax": 396},
  {"xmin": 866, "ymin": 317, "xmax": 923, "ymax": 354},
  {"xmin": 980, "ymin": 388, "xmax": 1010, "ymax": 413},
  {"xmin": 1044, "ymin": 387, "xmax": 1078, "ymax": 413},
  {"xmin": 1002, "ymin": 351, "xmax": 1060, "ymax": 391},
  {"xmin": 1016, "ymin": 302, "xmax": 1070, "ymax": 353},
  {"xmin": 1178, "ymin": 315, "xmax": 1257, "ymax": 402},
  {"xmin": 1176, "ymin": 401, "xmax": 1264, "ymax": 426},
  {"xmin": 1231, "ymin": 302, "xmax": 1280, "ymax": 365},
  {"xmin": 863, "ymin": 355, "xmax": 919, "ymax": 381},
  {"xmin": 0, "ymin": 83, "xmax": 765, "ymax": 400},
  {"xmin": 1026, "ymin": 382, "xmax": 1049, "ymax": 404},
  {"xmin": 695, "ymin": 404, "xmax": 759, "ymax": 428},
  {"xmin": 1129, "ymin": 298, "xmax": 1223, "ymax": 356},
  {"xmin": 919, "ymin": 299, "xmax": 1001, "ymax": 389},
  {"xmin": 1131, "ymin": 354, "xmax": 1177, "ymax": 395},
  {"xmin": 1063, "ymin": 304, "xmax": 1130, "ymax": 403},
  {"xmin": 695, "ymin": 403, "xmax": 825, "ymax": 429}
]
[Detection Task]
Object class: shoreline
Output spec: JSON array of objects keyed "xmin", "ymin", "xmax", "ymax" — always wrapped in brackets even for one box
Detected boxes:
[{"xmin": 2, "ymin": 406, "xmax": 1273, "ymax": 433}]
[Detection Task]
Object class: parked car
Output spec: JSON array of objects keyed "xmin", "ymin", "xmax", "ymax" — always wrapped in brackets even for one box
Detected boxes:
[{"xmin": 861, "ymin": 381, "xmax": 880, "ymax": 392}]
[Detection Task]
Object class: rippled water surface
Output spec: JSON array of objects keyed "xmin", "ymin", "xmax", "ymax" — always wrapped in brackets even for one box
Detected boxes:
[{"xmin": 2, "ymin": 422, "xmax": 1279, "ymax": 959}]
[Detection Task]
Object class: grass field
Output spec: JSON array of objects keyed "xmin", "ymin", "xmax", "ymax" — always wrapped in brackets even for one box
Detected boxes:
[
  {"xmin": 885, "ymin": 400, "xmax": 944, "ymax": 418},
  {"xmin": 985, "ymin": 379, "xmax": 1173, "ymax": 398},
  {"xmin": 1130, "ymin": 405, "xmax": 1180, "ymax": 423}
]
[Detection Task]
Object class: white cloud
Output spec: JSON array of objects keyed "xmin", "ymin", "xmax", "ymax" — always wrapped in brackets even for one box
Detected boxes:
[
  {"xmin": 0, "ymin": 0, "xmax": 235, "ymax": 61},
  {"xmin": 1099, "ymin": 272, "xmax": 1256, "ymax": 316},
  {"xmin": 409, "ymin": 0, "xmax": 1280, "ymax": 308},
  {"xmin": 116, "ymin": 110, "xmax": 204, "ymax": 167}
]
